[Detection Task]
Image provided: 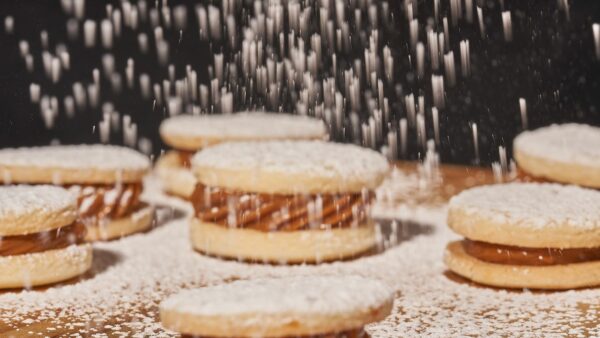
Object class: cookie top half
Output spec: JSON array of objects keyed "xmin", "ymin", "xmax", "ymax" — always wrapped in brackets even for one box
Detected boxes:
[
  {"xmin": 0, "ymin": 185, "xmax": 77, "ymax": 236},
  {"xmin": 191, "ymin": 140, "xmax": 390, "ymax": 194},
  {"xmin": 448, "ymin": 183, "xmax": 600, "ymax": 248},
  {"xmin": 0, "ymin": 145, "xmax": 150, "ymax": 184},
  {"xmin": 160, "ymin": 112, "xmax": 328, "ymax": 151}
]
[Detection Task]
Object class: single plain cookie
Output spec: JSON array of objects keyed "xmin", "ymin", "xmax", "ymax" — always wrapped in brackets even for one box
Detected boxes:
[
  {"xmin": 0, "ymin": 144, "xmax": 150, "ymax": 184},
  {"xmin": 189, "ymin": 218, "xmax": 377, "ymax": 264},
  {"xmin": 192, "ymin": 140, "xmax": 390, "ymax": 194},
  {"xmin": 155, "ymin": 151, "xmax": 197, "ymax": 198},
  {"xmin": 160, "ymin": 275, "xmax": 394, "ymax": 337},
  {"xmin": 513, "ymin": 123, "xmax": 600, "ymax": 188},
  {"xmin": 160, "ymin": 112, "xmax": 328, "ymax": 151},
  {"xmin": 448, "ymin": 183, "xmax": 600, "ymax": 248},
  {"xmin": 0, "ymin": 244, "xmax": 92, "ymax": 289},
  {"xmin": 0, "ymin": 185, "xmax": 77, "ymax": 236},
  {"xmin": 445, "ymin": 241, "xmax": 600, "ymax": 290},
  {"xmin": 84, "ymin": 204, "xmax": 155, "ymax": 241}
]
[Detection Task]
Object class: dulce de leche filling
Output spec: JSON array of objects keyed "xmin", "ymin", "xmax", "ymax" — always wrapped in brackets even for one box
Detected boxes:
[
  {"xmin": 0, "ymin": 222, "xmax": 86, "ymax": 256},
  {"xmin": 177, "ymin": 151, "xmax": 195, "ymax": 168},
  {"xmin": 190, "ymin": 184, "xmax": 374, "ymax": 232},
  {"xmin": 462, "ymin": 239, "xmax": 600, "ymax": 266},
  {"xmin": 69, "ymin": 183, "xmax": 143, "ymax": 222}
]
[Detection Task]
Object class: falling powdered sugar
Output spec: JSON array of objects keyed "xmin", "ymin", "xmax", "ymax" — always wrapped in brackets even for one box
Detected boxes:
[{"xmin": 448, "ymin": 183, "xmax": 600, "ymax": 229}]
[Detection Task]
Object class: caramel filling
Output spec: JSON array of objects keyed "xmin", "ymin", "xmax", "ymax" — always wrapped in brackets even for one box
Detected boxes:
[
  {"xmin": 462, "ymin": 239, "xmax": 600, "ymax": 266},
  {"xmin": 190, "ymin": 184, "xmax": 373, "ymax": 232},
  {"xmin": 69, "ymin": 183, "xmax": 143, "ymax": 221},
  {"xmin": 0, "ymin": 222, "xmax": 86, "ymax": 256},
  {"xmin": 177, "ymin": 150, "xmax": 194, "ymax": 168}
]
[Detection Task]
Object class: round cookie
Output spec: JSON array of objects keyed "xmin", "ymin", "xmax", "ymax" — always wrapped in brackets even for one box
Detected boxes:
[
  {"xmin": 155, "ymin": 151, "xmax": 197, "ymax": 198},
  {"xmin": 0, "ymin": 185, "xmax": 77, "ymax": 236},
  {"xmin": 513, "ymin": 123, "xmax": 600, "ymax": 188},
  {"xmin": 160, "ymin": 275, "xmax": 394, "ymax": 337},
  {"xmin": 159, "ymin": 112, "xmax": 328, "ymax": 151},
  {"xmin": 447, "ymin": 183, "xmax": 600, "ymax": 249},
  {"xmin": 446, "ymin": 182, "xmax": 600, "ymax": 289},
  {"xmin": 0, "ymin": 245, "xmax": 92, "ymax": 289},
  {"xmin": 192, "ymin": 140, "xmax": 390, "ymax": 194},
  {"xmin": 0, "ymin": 144, "xmax": 150, "ymax": 184},
  {"xmin": 190, "ymin": 218, "xmax": 377, "ymax": 264}
]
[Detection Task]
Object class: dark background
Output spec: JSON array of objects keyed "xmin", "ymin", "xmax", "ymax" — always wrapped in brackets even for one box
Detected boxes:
[{"xmin": 0, "ymin": 0, "xmax": 598, "ymax": 165}]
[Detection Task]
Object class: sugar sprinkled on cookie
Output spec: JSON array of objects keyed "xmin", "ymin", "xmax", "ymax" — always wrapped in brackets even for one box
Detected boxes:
[
  {"xmin": 0, "ymin": 144, "xmax": 150, "ymax": 171},
  {"xmin": 160, "ymin": 275, "xmax": 394, "ymax": 337},
  {"xmin": 192, "ymin": 140, "xmax": 390, "ymax": 194},
  {"xmin": 513, "ymin": 123, "xmax": 600, "ymax": 187},
  {"xmin": 514, "ymin": 123, "xmax": 600, "ymax": 167},
  {"xmin": 449, "ymin": 183, "xmax": 600, "ymax": 230},
  {"xmin": 0, "ymin": 185, "xmax": 76, "ymax": 220},
  {"xmin": 162, "ymin": 275, "xmax": 393, "ymax": 316}
]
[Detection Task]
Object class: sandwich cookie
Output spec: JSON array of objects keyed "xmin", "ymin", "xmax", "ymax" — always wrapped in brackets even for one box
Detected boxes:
[
  {"xmin": 0, "ymin": 185, "xmax": 92, "ymax": 289},
  {"xmin": 190, "ymin": 140, "xmax": 389, "ymax": 263},
  {"xmin": 0, "ymin": 145, "xmax": 154, "ymax": 241},
  {"xmin": 513, "ymin": 123, "xmax": 600, "ymax": 188},
  {"xmin": 160, "ymin": 275, "xmax": 394, "ymax": 337},
  {"xmin": 445, "ymin": 183, "xmax": 600, "ymax": 289},
  {"xmin": 157, "ymin": 112, "xmax": 327, "ymax": 198}
]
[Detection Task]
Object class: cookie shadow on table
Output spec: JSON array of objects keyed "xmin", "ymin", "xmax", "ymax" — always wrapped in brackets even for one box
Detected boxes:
[{"xmin": 369, "ymin": 218, "xmax": 435, "ymax": 254}]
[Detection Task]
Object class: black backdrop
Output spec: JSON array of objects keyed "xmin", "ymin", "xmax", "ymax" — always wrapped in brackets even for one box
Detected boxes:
[{"xmin": 0, "ymin": 0, "xmax": 598, "ymax": 165}]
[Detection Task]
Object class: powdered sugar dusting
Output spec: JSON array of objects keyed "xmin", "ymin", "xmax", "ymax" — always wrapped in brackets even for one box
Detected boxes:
[
  {"xmin": 0, "ymin": 185, "xmax": 76, "ymax": 220},
  {"xmin": 0, "ymin": 177, "xmax": 598, "ymax": 336},
  {"xmin": 160, "ymin": 112, "xmax": 327, "ymax": 141},
  {"xmin": 0, "ymin": 145, "xmax": 150, "ymax": 171},
  {"xmin": 192, "ymin": 140, "xmax": 390, "ymax": 182},
  {"xmin": 161, "ymin": 276, "xmax": 394, "ymax": 319},
  {"xmin": 162, "ymin": 275, "xmax": 392, "ymax": 318},
  {"xmin": 514, "ymin": 123, "xmax": 600, "ymax": 167},
  {"xmin": 449, "ymin": 183, "xmax": 600, "ymax": 229}
]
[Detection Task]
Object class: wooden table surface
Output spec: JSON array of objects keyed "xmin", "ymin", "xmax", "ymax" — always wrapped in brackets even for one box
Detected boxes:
[{"xmin": 1, "ymin": 162, "xmax": 597, "ymax": 337}]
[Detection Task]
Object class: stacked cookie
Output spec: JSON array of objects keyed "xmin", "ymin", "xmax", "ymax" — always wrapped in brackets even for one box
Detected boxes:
[
  {"xmin": 0, "ymin": 185, "xmax": 92, "ymax": 289},
  {"xmin": 0, "ymin": 145, "xmax": 153, "ymax": 241},
  {"xmin": 444, "ymin": 123, "xmax": 600, "ymax": 290},
  {"xmin": 188, "ymin": 140, "xmax": 390, "ymax": 263},
  {"xmin": 444, "ymin": 183, "xmax": 600, "ymax": 289},
  {"xmin": 157, "ymin": 112, "xmax": 327, "ymax": 198}
]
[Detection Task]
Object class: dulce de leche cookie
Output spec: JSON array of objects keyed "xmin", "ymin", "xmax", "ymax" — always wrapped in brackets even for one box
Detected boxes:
[
  {"xmin": 156, "ymin": 112, "xmax": 328, "ymax": 198},
  {"xmin": 0, "ymin": 145, "xmax": 154, "ymax": 241},
  {"xmin": 513, "ymin": 123, "xmax": 600, "ymax": 188},
  {"xmin": 160, "ymin": 275, "xmax": 394, "ymax": 337},
  {"xmin": 0, "ymin": 185, "xmax": 92, "ymax": 289},
  {"xmin": 189, "ymin": 140, "xmax": 390, "ymax": 263},
  {"xmin": 445, "ymin": 182, "xmax": 600, "ymax": 289}
]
